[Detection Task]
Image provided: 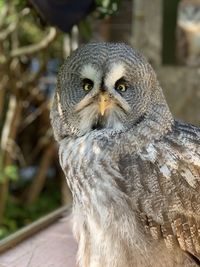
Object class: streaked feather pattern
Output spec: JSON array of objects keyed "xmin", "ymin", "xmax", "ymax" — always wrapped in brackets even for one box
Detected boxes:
[
  {"xmin": 51, "ymin": 43, "xmax": 200, "ymax": 267},
  {"xmin": 58, "ymin": 120, "xmax": 200, "ymax": 267}
]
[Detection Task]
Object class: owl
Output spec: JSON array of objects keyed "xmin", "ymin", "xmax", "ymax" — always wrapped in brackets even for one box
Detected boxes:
[
  {"xmin": 177, "ymin": 0, "xmax": 200, "ymax": 66},
  {"xmin": 50, "ymin": 43, "xmax": 200, "ymax": 267}
]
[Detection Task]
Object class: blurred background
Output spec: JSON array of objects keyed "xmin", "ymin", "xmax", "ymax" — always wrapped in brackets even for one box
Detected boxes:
[{"xmin": 0, "ymin": 0, "xmax": 199, "ymax": 239}]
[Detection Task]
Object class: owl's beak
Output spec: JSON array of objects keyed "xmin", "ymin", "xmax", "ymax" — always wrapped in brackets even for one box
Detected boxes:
[{"xmin": 99, "ymin": 93, "xmax": 111, "ymax": 116}]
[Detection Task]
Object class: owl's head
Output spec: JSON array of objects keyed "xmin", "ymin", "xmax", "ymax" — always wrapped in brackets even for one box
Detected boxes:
[{"xmin": 51, "ymin": 43, "xmax": 172, "ymax": 140}]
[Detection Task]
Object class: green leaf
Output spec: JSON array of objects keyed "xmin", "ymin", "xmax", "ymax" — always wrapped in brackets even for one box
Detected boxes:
[
  {"xmin": 95, "ymin": 0, "xmax": 120, "ymax": 18},
  {"xmin": 4, "ymin": 165, "xmax": 19, "ymax": 181}
]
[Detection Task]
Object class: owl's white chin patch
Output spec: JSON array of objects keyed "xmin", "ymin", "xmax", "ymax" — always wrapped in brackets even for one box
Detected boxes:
[
  {"xmin": 78, "ymin": 99, "xmax": 125, "ymax": 135},
  {"xmin": 78, "ymin": 104, "xmax": 125, "ymax": 134},
  {"xmin": 91, "ymin": 116, "xmax": 125, "ymax": 132},
  {"xmin": 104, "ymin": 112, "xmax": 125, "ymax": 131}
]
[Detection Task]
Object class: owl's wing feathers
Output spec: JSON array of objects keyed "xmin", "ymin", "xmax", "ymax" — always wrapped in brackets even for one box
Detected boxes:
[{"xmin": 119, "ymin": 120, "xmax": 200, "ymax": 260}]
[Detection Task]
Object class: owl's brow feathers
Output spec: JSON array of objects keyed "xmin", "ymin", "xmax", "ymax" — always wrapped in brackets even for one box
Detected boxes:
[
  {"xmin": 104, "ymin": 63, "xmax": 126, "ymax": 88},
  {"xmin": 80, "ymin": 64, "xmax": 101, "ymax": 82},
  {"xmin": 60, "ymin": 62, "xmax": 127, "ymax": 90},
  {"xmin": 80, "ymin": 63, "xmax": 126, "ymax": 87}
]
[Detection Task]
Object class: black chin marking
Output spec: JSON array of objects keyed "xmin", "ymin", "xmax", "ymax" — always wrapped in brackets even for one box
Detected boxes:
[
  {"xmin": 91, "ymin": 116, "xmax": 104, "ymax": 130},
  {"xmin": 92, "ymin": 120, "xmax": 103, "ymax": 130}
]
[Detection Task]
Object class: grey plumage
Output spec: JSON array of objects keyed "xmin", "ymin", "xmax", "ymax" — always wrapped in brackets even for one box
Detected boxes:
[{"xmin": 50, "ymin": 43, "xmax": 200, "ymax": 267}]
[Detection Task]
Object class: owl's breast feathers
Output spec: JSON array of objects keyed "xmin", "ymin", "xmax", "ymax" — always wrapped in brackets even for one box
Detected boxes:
[{"xmin": 59, "ymin": 120, "xmax": 200, "ymax": 263}]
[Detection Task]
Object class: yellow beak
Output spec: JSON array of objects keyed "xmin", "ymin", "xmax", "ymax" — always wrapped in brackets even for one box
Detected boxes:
[{"xmin": 99, "ymin": 93, "xmax": 110, "ymax": 116}]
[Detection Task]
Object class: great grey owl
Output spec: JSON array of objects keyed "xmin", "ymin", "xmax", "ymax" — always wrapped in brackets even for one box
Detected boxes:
[
  {"xmin": 177, "ymin": 0, "xmax": 200, "ymax": 66},
  {"xmin": 50, "ymin": 43, "xmax": 200, "ymax": 267}
]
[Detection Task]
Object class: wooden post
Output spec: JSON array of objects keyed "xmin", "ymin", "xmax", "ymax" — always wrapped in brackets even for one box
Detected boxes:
[{"xmin": 131, "ymin": 0, "xmax": 163, "ymax": 65}]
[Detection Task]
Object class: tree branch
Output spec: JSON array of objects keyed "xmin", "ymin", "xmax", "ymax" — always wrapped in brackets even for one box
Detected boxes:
[
  {"xmin": 0, "ymin": 7, "xmax": 30, "ymax": 40},
  {"xmin": 10, "ymin": 27, "xmax": 57, "ymax": 58},
  {"xmin": 0, "ymin": 5, "xmax": 9, "ymax": 29},
  {"xmin": 0, "ymin": 75, "xmax": 8, "ymax": 121},
  {"xmin": 0, "ymin": 21, "xmax": 17, "ymax": 40},
  {"xmin": 26, "ymin": 144, "xmax": 55, "ymax": 204}
]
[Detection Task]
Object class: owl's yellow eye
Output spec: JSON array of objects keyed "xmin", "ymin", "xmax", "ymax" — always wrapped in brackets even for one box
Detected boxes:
[
  {"xmin": 115, "ymin": 83, "xmax": 127, "ymax": 92},
  {"xmin": 83, "ymin": 79, "xmax": 94, "ymax": 92}
]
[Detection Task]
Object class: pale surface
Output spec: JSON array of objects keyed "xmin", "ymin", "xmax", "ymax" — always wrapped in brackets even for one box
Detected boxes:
[{"xmin": 0, "ymin": 215, "xmax": 77, "ymax": 267}]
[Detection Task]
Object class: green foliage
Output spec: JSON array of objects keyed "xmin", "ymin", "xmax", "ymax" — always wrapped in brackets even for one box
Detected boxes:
[
  {"xmin": 0, "ymin": 0, "xmax": 4, "ymax": 10},
  {"xmin": 95, "ymin": 0, "xmax": 120, "ymax": 18},
  {"xmin": 0, "ymin": 0, "xmax": 26, "ymax": 16},
  {"xmin": 0, "ymin": 180, "xmax": 61, "ymax": 239},
  {"xmin": 4, "ymin": 165, "xmax": 19, "ymax": 181},
  {"xmin": 13, "ymin": 0, "xmax": 27, "ymax": 10},
  {"xmin": 0, "ymin": 164, "xmax": 19, "ymax": 183},
  {"xmin": 0, "ymin": 0, "xmax": 50, "ymax": 46}
]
